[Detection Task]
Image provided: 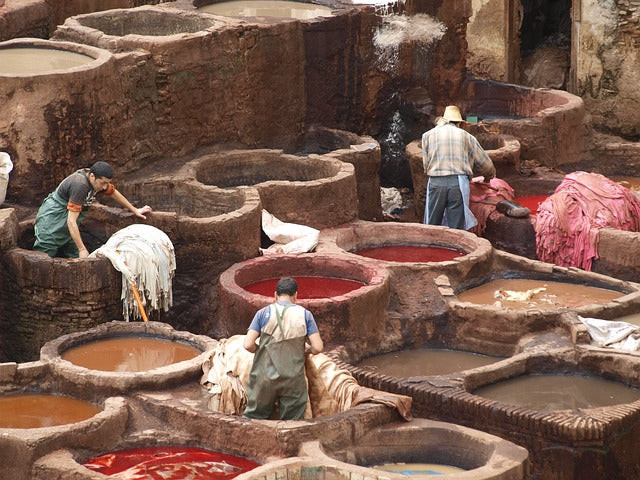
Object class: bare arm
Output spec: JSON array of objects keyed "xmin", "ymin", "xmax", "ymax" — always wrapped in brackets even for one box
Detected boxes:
[
  {"xmin": 243, "ymin": 329, "xmax": 260, "ymax": 353},
  {"xmin": 110, "ymin": 188, "xmax": 152, "ymax": 219},
  {"xmin": 66, "ymin": 210, "xmax": 89, "ymax": 258},
  {"xmin": 307, "ymin": 332, "xmax": 323, "ymax": 354}
]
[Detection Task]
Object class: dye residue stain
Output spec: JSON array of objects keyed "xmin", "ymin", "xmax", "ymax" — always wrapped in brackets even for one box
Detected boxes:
[
  {"xmin": 355, "ymin": 245, "xmax": 463, "ymax": 263},
  {"xmin": 84, "ymin": 446, "xmax": 260, "ymax": 479},
  {"xmin": 61, "ymin": 337, "xmax": 201, "ymax": 372},
  {"xmin": 473, "ymin": 374, "xmax": 640, "ymax": 410},
  {"xmin": 373, "ymin": 462, "xmax": 466, "ymax": 475},
  {"xmin": 0, "ymin": 394, "xmax": 101, "ymax": 428},
  {"xmin": 244, "ymin": 276, "xmax": 365, "ymax": 298},
  {"xmin": 514, "ymin": 195, "xmax": 548, "ymax": 215},
  {"xmin": 356, "ymin": 348, "xmax": 500, "ymax": 377}
]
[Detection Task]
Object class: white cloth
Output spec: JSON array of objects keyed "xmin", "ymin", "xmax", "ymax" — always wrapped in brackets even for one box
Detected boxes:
[
  {"xmin": 578, "ymin": 316, "xmax": 640, "ymax": 351},
  {"xmin": 260, "ymin": 210, "xmax": 319, "ymax": 255},
  {"xmin": 380, "ymin": 187, "xmax": 403, "ymax": 215},
  {"xmin": 90, "ymin": 224, "xmax": 175, "ymax": 321}
]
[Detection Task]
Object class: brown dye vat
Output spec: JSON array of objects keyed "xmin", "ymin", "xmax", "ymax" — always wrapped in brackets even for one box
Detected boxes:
[
  {"xmin": 354, "ymin": 245, "xmax": 464, "ymax": 263},
  {"xmin": 374, "ymin": 462, "xmax": 466, "ymax": 475},
  {"xmin": 473, "ymin": 374, "xmax": 640, "ymax": 411},
  {"xmin": 0, "ymin": 394, "xmax": 101, "ymax": 428},
  {"xmin": 0, "ymin": 47, "xmax": 93, "ymax": 74},
  {"xmin": 611, "ymin": 176, "xmax": 640, "ymax": 191},
  {"xmin": 356, "ymin": 348, "xmax": 502, "ymax": 377},
  {"xmin": 61, "ymin": 337, "xmax": 201, "ymax": 372},
  {"xmin": 198, "ymin": 0, "xmax": 333, "ymax": 19},
  {"xmin": 458, "ymin": 278, "xmax": 622, "ymax": 308}
]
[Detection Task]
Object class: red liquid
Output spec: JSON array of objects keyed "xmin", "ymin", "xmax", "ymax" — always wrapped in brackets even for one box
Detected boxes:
[
  {"xmin": 84, "ymin": 446, "xmax": 260, "ymax": 479},
  {"xmin": 356, "ymin": 245, "xmax": 463, "ymax": 262},
  {"xmin": 514, "ymin": 195, "xmax": 548, "ymax": 215},
  {"xmin": 244, "ymin": 276, "xmax": 365, "ymax": 298}
]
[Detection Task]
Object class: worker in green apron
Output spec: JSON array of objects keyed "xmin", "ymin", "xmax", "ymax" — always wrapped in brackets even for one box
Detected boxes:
[
  {"xmin": 33, "ymin": 161, "xmax": 152, "ymax": 258},
  {"xmin": 243, "ymin": 277, "xmax": 324, "ymax": 420}
]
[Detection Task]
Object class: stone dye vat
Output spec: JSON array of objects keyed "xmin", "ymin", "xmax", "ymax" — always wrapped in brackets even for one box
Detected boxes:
[
  {"xmin": 406, "ymin": 132, "xmax": 521, "ymax": 221},
  {"xmin": 198, "ymin": 0, "xmax": 334, "ymax": 19},
  {"xmin": 40, "ymin": 321, "xmax": 216, "ymax": 396},
  {"xmin": 194, "ymin": 149, "xmax": 358, "ymax": 229},
  {"xmin": 300, "ymin": 419, "xmax": 528, "ymax": 480},
  {"xmin": 0, "ymin": 38, "xmax": 116, "ymax": 200},
  {"xmin": 317, "ymin": 221, "xmax": 493, "ymax": 350},
  {"xmin": 218, "ymin": 253, "xmax": 389, "ymax": 350}
]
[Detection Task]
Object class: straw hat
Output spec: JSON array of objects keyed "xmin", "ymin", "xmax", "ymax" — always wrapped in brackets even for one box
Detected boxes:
[{"xmin": 442, "ymin": 105, "xmax": 463, "ymax": 123}]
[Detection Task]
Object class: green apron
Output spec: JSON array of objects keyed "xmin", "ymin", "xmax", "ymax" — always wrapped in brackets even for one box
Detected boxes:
[
  {"xmin": 33, "ymin": 191, "xmax": 86, "ymax": 258},
  {"xmin": 244, "ymin": 305, "xmax": 308, "ymax": 420}
]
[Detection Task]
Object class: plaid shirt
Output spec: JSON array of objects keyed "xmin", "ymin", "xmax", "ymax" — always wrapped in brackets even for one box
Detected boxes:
[{"xmin": 422, "ymin": 122, "xmax": 496, "ymax": 178}]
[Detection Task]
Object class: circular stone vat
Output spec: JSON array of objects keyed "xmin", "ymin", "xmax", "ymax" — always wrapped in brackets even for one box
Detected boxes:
[
  {"xmin": 0, "ymin": 393, "xmax": 101, "ymax": 429},
  {"xmin": 473, "ymin": 373, "xmax": 640, "ymax": 411},
  {"xmin": 40, "ymin": 321, "xmax": 217, "ymax": 395},
  {"xmin": 303, "ymin": 419, "xmax": 528, "ymax": 480},
  {"xmin": 83, "ymin": 445, "xmax": 260, "ymax": 478},
  {"xmin": 218, "ymin": 253, "xmax": 389, "ymax": 351},
  {"xmin": 355, "ymin": 347, "xmax": 504, "ymax": 378},
  {"xmin": 198, "ymin": 0, "xmax": 333, "ymax": 19},
  {"xmin": 194, "ymin": 149, "xmax": 357, "ymax": 229}
]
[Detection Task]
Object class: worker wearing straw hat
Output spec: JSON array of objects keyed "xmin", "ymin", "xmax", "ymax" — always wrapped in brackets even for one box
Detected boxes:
[
  {"xmin": 421, "ymin": 105, "xmax": 496, "ymax": 230},
  {"xmin": 33, "ymin": 161, "xmax": 152, "ymax": 258}
]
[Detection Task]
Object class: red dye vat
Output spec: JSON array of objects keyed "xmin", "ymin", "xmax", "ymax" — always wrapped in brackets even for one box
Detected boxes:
[
  {"xmin": 83, "ymin": 446, "xmax": 260, "ymax": 480},
  {"xmin": 514, "ymin": 195, "xmax": 548, "ymax": 215},
  {"xmin": 355, "ymin": 245, "xmax": 463, "ymax": 262},
  {"xmin": 244, "ymin": 276, "xmax": 365, "ymax": 298}
]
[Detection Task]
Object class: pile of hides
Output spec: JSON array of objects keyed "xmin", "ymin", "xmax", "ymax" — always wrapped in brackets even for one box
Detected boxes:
[
  {"xmin": 579, "ymin": 316, "xmax": 640, "ymax": 352},
  {"xmin": 260, "ymin": 209, "xmax": 319, "ymax": 255},
  {"xmin": 469, "ymin": 177, "xmax": 517, "ymax": 235},
  {"xmin": 91, "ymin": 224, "xmax": 176, "ymax": 321},
  {"xmin": 200, "ymin": 335, "xmax": 412, "ymax": 421},
  {"xmin": 535, "ymin": 172, "xmax": 640, "ymax": 270}
]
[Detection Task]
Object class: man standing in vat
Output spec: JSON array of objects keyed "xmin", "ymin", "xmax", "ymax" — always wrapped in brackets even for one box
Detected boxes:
[
  {"xmin": 421, "ymin": 105, "xmax": 496, "ymax": 230},
  {"xmin": 242, "ymin": 276, "xmax": 324, "ymax": 420},
  {"xmin": 33, "ymin": 161, "xmax": 152, "ymax": 258}
]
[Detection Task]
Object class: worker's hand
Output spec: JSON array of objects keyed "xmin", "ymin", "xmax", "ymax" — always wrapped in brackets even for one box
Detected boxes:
[
  {"xmin": 79, "ymin": 248, "xmax": 89, "ymax": 259},
  {"xmin": 134, "ymin": 205, "xmax": 153, "ymax": 219}
]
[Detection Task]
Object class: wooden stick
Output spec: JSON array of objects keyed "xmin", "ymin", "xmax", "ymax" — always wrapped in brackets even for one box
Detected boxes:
[{"xmin": 130, "ymin": 283, "xmax": 149, "ymax": 322}]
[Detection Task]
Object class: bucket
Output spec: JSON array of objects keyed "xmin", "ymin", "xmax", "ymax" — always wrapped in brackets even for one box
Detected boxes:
[{"xmin": 0, "ymin": 152, "xmax": 13, "ymax": 205}]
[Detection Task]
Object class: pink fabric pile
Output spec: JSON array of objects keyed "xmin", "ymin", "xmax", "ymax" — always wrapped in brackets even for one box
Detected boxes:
[
  {"xmin": 535, "ymin": 171, "xmax": 640, "ymax": 270},
  {"xmin": 469, "ymin": 177, "xmax": 516, "ymax": 235}
]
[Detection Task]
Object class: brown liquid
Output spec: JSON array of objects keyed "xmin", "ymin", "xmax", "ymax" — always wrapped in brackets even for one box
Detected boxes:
[
  {"xmin": 0, "ymin": 47, "xmax": 94, "ymax": 74},
  {"xmin": 198, "ymin": 0, "xmax": 332, "ymax": 19},
  {"xmin": 611, "ymin": 176, "xmax": 640, "ymax": 192},
  {"xmin": 356, "ymin": 348, "xmax": 501, "ymax": 377},
  {"xmin": 61, "ymin": 337, "xmax": 200, "ymax": 372},
  {"xmin": 473, "ymin": 374, "xmax": 640, "ymax": 410},
  {"xmin": 458, "ymin": 278, "xmax": 622, "ymax": 308},
  {"xmin": 0, "ymin": 394, "xmax": 101, "ymax": 428},
  {"xmin": 613, "ymin": 312, "xmax": 640, "ymax": 326},
  {"xmin": 374, "ymin": 463, "xmax": 466, "ymax": 475}
]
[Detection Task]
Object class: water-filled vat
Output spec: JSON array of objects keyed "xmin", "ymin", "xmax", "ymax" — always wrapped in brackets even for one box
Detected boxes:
[
  {"xmin": 198, "ymin": 0, "xmax": 333, "ymax": 19},
  {"xmin": 0, "ymin": 47, "xmax": 94, "ymax": 75},
  {"xmin": 40, "ymin": 321, "xmax": 217, "ymax": 395},
  {"xmin": 83, "ymin": 445, "xmax": 260, "ymax": 478},
  {"xmin": 0, "ymin": 393, "xmax": 101, "ymax": 428},
  {"xmin": 194, "ymin": 149, "xmax": 358, "ymax": 229},
  {"xmin": 218, "ymin": 253, "xmax": 389, "ymax": 350},
  {"xmin": 302, "ymin": 418, "xmax": 528, "ymax": 480}
]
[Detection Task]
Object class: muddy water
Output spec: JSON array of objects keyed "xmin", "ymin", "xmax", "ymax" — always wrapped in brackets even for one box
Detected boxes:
[
  {"xmin": 0, "ymin": 47, "xmax": 94, "ymax": 74},
  {"xmin": 355, "ymin": 245, "xmax": 464, "ymax": 263},
  {"xmin": 611, "ymin": 176, "xmax": 640, "ymax": 192},
  {"xmin": 374, "ymin": 463, "xmax": 466, "ymax": 475},
  {"xmin": 244, "ymin": 276, "xmax": 366, "ymax": 299},
  {"xmin": 61, "ymin": 337, "xmax": 200, "ymax": 372},
  {"xmin": 0, "ymin": 394, "xmax": 101, "ymax": 428},
  {"xmin": 514, "ymin": 195, "xmax": 548, "ymax": 215},
  {"xmin": 474, "ymin": 374, "xmax": 640, "ymax": 410},
  {"xmin": 356, "ymin": 348, "xmax": 501, "ymax": 377},
  {"xmin": 198, "ymin": 0, "xmax": 332, "ymax": 19},
  {"xmin": 613, "ymin": 312, "xmax": 640, "ymax": 326},
  {"xmin": 84, "ymin": 446, "xmax": 261, "ymax": 478},
  {"xmin": 458, "ymin": 278, "xmax": 622, "ymax": 308}
]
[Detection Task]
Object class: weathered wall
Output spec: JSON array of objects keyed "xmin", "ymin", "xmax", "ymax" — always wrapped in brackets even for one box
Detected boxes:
[{"xmin": 467, "ymin": 0, "xmax": 509, "ymax": 81}]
